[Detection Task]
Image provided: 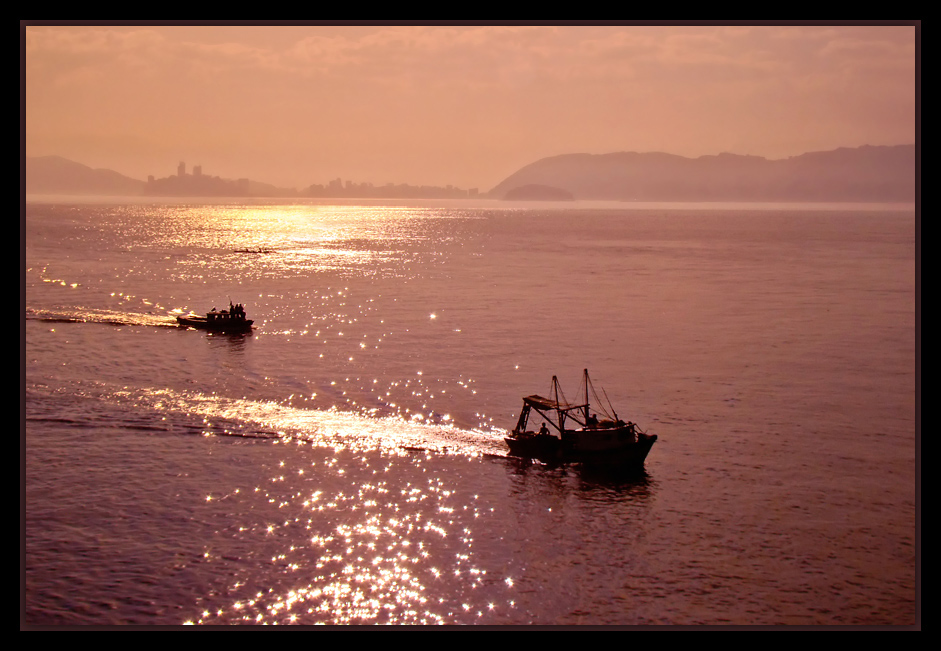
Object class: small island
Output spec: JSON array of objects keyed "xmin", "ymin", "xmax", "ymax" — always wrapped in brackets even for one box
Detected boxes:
[{"xmin": 502, "ymin": 184, "xmax": 575, "ymax": 201}]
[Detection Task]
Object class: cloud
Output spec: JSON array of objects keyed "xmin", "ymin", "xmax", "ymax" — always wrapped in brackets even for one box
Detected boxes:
[
  {"xmin": 25, "ymin": 25, "xmax": 916, "ymax": 96},
  {"xmin": 24, "ymin": 24, "xmax": 917, "ymax": 189}
]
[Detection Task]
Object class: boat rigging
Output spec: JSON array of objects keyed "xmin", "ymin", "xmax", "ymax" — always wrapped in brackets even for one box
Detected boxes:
[{"xmin": 505, "ymin": 369, "xmax": 656, "ymax": 468}]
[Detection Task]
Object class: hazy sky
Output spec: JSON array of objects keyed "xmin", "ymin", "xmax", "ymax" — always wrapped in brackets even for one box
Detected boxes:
[{"xmin": 23, "ymin": 23, "xmax": 918, "ymax": 192}]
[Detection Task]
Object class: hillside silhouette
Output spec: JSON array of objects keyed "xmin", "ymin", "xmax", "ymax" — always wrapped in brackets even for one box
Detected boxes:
[
  {"xmin": 25, "ymin": 156, "xmax": 146, "ymax": 196},
  {"xmin": 25, "ymin": 144, "xmax": 916, "ymax": 201},
  {"xmin": 489, "ymin": 145, "xmax": 916, "ymax": 202}
]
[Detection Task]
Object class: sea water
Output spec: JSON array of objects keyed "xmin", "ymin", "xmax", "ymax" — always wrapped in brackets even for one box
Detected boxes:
[{"xmin": 23, "ymin": 198, "xmax": 918, "ymax": 626}]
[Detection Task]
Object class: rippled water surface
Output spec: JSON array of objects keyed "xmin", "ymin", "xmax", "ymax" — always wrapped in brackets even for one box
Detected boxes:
[{"xmin": 24, "ymin": 199, "xmax": 918, "ymax": 626}]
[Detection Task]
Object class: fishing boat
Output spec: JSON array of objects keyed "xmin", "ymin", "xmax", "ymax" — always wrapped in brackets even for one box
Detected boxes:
[
  {"xmin": 505, "ymin": 369, "xmax": 656, "ymax": 467},
  {"xmin": 176, "ymin": 302, "xmax": 254, "ymax": 333}
]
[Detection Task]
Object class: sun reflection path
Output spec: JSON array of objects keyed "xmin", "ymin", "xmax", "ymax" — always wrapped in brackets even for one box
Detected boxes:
[
  {"xmin": 167, "ymin": 203, "xmax": 447, "ymax": 282},
  {"xmin": 186, "ymin": 449, "xmax": 514, "ymax": 625},
  {"xmin": 125, "ymin": 385, "xmax": 505, "ymax": 457},
  {"xmin": 120, "ymin": 382, "xmax": 516, "ymax": 625}
]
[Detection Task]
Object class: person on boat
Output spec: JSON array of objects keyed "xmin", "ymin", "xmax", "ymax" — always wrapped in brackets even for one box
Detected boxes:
[
  {"xmin": 587, "ymin": 413, "xmax": 599, "ymax": 427},
  {"xmin": 539, "ymin": 422, "xmax": 549, "ymax": 436}
]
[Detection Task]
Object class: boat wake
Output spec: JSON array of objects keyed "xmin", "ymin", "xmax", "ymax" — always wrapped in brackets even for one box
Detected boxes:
[
  {"xmin": 27, "ymin": 381, "xmax": 508, "ymax": 459},
  {"xmin": 26, "ymin": 306, "xmax": 179, "ymax": 328}
]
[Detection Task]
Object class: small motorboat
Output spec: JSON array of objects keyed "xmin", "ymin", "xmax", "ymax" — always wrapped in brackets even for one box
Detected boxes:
[
  {"xmin": 176, "ymin": 301, "xmax": 254, "ymax": 333},
  {"xmin": 505, "ymin": 369, "xmax": 657, "ymax": 468}
]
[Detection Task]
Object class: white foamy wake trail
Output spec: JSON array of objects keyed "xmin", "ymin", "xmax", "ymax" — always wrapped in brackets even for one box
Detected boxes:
[
  {"xmin": 26, "ymin": 306, "xmax": 180, "ymax": 328},
  {"xmin": 108, "ymin": 385, "xmax": 509, "ymax": 458}
]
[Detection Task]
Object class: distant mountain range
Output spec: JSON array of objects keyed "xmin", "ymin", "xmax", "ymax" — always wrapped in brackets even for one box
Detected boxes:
[
  {"xmin": 25, "ymin": 144, "xmax": 917, "ymax": 202},
  {"xmin": 490, "ymin": 144, "xmax": 916, "ymax": 202}
]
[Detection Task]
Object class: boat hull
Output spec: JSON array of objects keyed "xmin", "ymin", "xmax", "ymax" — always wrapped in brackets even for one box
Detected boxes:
[
  {"xmin": 505, "ymin": 433, "xmax": 562, "ymax": 460},
  {"xmin": 505, "ymin": 429, "xmax": 657, "ymax": 468},
  {"xmin": 176, "ymin": 316, "xmax": 253, "ymax": 333}
]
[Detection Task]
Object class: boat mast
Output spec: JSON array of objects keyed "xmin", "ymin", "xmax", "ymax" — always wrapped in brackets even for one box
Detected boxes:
[
  {"xmin": 583, "ymin": 369, "xmax": 590, "ymax": 422},
  {"xmin": 552, "ymin": 376, "xmax": 565, "ymax": 431}
]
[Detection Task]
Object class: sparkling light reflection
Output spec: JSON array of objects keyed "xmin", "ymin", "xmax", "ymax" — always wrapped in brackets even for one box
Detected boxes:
[
  {"xmin": 102, "ymin": 384, "xmax": 514, "ymax": 623},
  {"xmin": 187, "ymin": 452, "xmax": 512, "ymax": 625},
  {"xmin": 119, "ymin": 385, "xmax": 504, "ymax": 457},
  {"xmin": 33, "ymin": 203, "xmax": 523, "ymax": 624},
  {"xmin": 161, "ymin": 203, "xmax": 451, "ymax": 283}
]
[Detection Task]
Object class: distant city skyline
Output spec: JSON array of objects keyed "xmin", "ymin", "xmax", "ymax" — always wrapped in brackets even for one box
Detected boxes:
[
  {"xmin": 141, "ymin": 158, "xmax": 480, "ymax": 197},
  {"xmin": 149, "ymin": 159, "xmax": 479, "ymax": 194},
  {"xmin": 24, "ymin": 23, "xmax": 918, "ymax": 191}
]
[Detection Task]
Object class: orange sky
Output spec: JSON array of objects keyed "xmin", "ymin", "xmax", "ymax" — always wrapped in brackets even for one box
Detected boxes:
[{"xmin": 23, "ymin": 23, "xmax": 918, "ymax": 192}]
